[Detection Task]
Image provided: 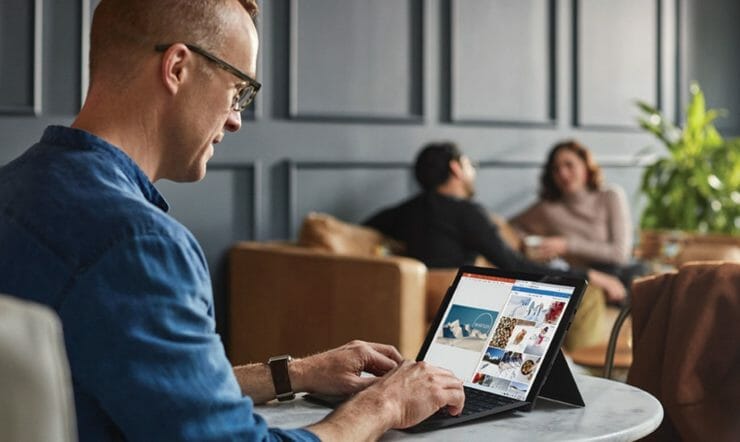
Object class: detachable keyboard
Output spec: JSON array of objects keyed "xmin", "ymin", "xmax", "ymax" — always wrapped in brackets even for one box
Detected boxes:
[{"xmin": 405, "ymin": 386, "xmax": 529, "ymax": 432}]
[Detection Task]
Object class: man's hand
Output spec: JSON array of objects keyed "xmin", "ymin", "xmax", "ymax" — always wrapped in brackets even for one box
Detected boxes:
[
  {"xmin": 587, "ymin": 269, "xmax": 627, "ymax": 303},
  {"xmin": 359, "ymin": 360, "xmax": 465, "ymax": 428},
  {"xmin": 233, "ymin": 340, "xmax": 402, "ymax": 404},
  {"xmin": 307, "ymin": 360, "xmax": 465, "ymax": 440},
  {"xmin": 291, "ymin": 340, "xmax": 403, "ymax": 396}
]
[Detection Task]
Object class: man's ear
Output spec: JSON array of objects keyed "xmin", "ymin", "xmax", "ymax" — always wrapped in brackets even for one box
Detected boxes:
[
  {"xmin": 159, "ymin": 44, "xmax": 190, "ymax": 96},
  {"xmin": 449, "ymin": 159, "xmax": 464, "ymax": 180}
]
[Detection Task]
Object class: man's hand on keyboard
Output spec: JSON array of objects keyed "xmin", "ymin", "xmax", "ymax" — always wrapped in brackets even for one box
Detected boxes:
[{"xmin": 307, "ymin": 360, "xmax": 464, "ymax": 439}]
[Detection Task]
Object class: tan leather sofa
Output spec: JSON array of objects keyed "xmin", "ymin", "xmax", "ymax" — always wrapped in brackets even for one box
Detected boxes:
[
  {"xmin": 229, "ymin": 241, "xmax": 428, "ymax": 363},
  {"xmin": 228, "ymin": 213, "xmax": 523, "ymax": 364}
]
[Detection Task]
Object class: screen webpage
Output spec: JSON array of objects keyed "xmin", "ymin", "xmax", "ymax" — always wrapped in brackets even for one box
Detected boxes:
[{"xmin": 423, "ymin": 272, "xmax": 575, "ymax": 400}]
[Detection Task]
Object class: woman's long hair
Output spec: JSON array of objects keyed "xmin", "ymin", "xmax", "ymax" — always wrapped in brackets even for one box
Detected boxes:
[{"xmin": 539, "ymin": 140, "xmax": 603, "ymax": 201}]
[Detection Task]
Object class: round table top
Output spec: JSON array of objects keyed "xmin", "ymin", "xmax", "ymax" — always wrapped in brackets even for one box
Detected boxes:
[{"xmin": 255, "ymin": 374, "xmax": 663, "ymax": 441}]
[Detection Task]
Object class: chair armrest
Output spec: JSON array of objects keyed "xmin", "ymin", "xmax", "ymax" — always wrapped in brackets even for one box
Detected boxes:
[{"xmin": 228, "ymin": 242, "xmax": 427, "ymax": 364}]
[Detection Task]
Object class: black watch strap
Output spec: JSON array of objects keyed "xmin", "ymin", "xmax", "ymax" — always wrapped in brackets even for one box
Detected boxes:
[{"xmin": 268, "ymin": 354, "xmax": 295, "ymax": 401}]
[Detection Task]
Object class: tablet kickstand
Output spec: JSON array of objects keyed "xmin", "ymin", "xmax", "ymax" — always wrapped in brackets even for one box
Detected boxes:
[{"xmin": 533, "ymin": 349, "xmax": 585, "ymax": 409}]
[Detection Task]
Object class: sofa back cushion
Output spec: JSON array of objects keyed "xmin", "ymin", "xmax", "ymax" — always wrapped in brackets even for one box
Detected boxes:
[{"xmin": 298, "ymin": 212, "xmax": 402, "ymax": 256}]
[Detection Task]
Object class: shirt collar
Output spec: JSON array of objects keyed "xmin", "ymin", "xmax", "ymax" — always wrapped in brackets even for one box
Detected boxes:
[{"xmin": 41, "ymin": 125, "xmax": 169, "ymax": 212}]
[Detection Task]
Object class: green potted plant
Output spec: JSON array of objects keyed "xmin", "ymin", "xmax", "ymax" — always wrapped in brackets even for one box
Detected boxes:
[{"xmin": 635, "ymin": 82, "xmax": 740, "ymax": 262}]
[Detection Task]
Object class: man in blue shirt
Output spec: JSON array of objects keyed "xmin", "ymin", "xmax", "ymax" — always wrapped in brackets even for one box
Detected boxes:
[{"xmin": 0, "ymin": 0, "xmax": 464, "ymax": 440}]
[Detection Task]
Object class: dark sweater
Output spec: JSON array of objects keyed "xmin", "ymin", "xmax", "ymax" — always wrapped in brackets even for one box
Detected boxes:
[{"xmin": 364, "ymin": 192, "xmax": 586, "ymax": 279}]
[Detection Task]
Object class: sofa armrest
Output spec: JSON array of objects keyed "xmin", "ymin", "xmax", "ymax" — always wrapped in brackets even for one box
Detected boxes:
[{"xmin": 228, "ymin": 242, "xmax": 427, "ymax": 364}]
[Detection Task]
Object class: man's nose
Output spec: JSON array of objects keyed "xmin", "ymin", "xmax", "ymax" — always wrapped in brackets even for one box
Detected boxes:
[{"xmin": 225, "ymin": 109, "xmax": 242, "ymax": 132}]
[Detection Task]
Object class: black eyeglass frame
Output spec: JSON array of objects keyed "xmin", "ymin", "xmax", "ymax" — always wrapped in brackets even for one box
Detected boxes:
[{"xmin": 154, "ymin": 43, "xmax": 261, "ymax": 111}]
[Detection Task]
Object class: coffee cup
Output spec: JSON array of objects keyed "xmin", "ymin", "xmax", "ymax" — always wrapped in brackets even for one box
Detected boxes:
[{"xmin": 524, "ymin": 235, "xmax": 543, "ymax": 259}]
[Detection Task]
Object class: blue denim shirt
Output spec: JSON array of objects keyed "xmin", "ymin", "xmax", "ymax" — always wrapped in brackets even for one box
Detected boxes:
[{"xmin": 0, "ymin": 126, "xmax": 318, "ymax": 442}]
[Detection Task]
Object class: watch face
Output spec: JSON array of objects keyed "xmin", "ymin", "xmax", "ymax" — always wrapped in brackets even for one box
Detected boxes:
[{"xmin": 269, "ymin": 355, "xmax": 294, "ymax": 401}]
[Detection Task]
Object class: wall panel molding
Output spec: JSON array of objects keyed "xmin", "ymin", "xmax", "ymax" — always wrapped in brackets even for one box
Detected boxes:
[
  {"xmin": 80, "ymin": 0, "xmax": 95, "ymax": 107},
  {"xmin": 207, "ymin": 161, "xmax": 262, "ymax": 241},
  {"xmin": 448, "ymin": 0, "xmax": 556, "ymax": 127},
  {"xmin": 288, "ymin": 0, "xmax": 424, "ymax": 123},
  {"xmin": 573, "ymin": 0, "xmax": 662, "ymax": 130},
  {"xmin": 0, "ymin": 0, "xmax": 42, "ymax": 115},
  {"xmin": 678, "ymin": 0, "xmax": 740, "ymax": 134},
  {"xmin": 286, "ymin": 160, "xmax": 410, "ymax": 237},
  {"xmin": 675, "ymin": 0, "xmax": 685, "ymax": 125}
]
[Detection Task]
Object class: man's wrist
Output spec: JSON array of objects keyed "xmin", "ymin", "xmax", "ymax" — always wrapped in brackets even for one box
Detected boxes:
[
  {"xmin": 308, "ymin": 388, "xmax": 396, "ymax": 440},
  {"xmin": 288, "ymin": 356, "xmax": 307, "ymax": 393},
  {"xmin": 353, "ymin": 387, "xmax": 398, "ymax": 430}
]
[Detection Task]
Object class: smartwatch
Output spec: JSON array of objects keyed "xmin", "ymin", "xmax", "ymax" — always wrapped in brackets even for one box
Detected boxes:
[{"xmin": 267, "ymin": 354, "xmax": 295, "ymax": 401}]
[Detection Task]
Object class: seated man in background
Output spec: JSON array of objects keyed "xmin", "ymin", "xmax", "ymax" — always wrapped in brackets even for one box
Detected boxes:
[
  {"xmin": 0, "ymin": 1, "xmax": 463, "ymax": 440},
  {"xmin": 364, "ymin": 142, "xmax": 626, "ymax": 348},
  {"xmin": 510, "ymin": 140, "xmax": 645, "ymax": 288}
]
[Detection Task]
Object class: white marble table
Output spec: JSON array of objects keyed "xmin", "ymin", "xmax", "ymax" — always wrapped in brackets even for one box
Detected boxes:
[{"xmin": 255, "ymin": 375, "xmax": 663, "ymax": 441}]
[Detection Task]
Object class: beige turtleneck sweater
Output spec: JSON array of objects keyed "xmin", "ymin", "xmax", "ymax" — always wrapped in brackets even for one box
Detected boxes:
[{"xmin": 510, "ymin": 185, "xmax": 633, "ymax": 266}]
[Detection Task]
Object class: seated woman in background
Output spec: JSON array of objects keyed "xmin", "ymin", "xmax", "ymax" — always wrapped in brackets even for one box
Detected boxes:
[{"xmin": 510, "ymin": 140, "xmax": 634, "ymax": 293}]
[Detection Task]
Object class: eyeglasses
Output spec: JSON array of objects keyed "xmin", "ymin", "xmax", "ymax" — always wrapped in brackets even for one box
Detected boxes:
[{"xmin": 155, "ymin": 43, "xmax": 261, "ymax": 112}]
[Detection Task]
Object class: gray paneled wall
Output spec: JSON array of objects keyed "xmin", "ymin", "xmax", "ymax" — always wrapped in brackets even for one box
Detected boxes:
[
  {"xmin": 575, "ymin": 0, "xmax": 660, "ymax": 128},
  {"xmin": 0, "ymin": 0, "xmax": 41, "ymax": 114},
  {"xmin": 451, "ymin": 0, "xmax": 554, "ymax": 125},
  {"xmin": 682, "ymin": 0, "xmax": 740, "ymax": 134},
  {"xmin": 288, "ymin": 162, "xmax": 416, "ymax": 234},
  {"xmin": 290, "ymin": 0, "xmax": 423, "ymax": 121},
  {"xmin": 287, "ymin": 160, "xmax": 647, "ymax": 239},
  {"xmin": 2, "ymin": 0, "xmax": 739, "ymax": 338}
]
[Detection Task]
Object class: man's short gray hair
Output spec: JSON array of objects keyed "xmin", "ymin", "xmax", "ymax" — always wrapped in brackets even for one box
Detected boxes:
[{"xmin": 88, "ymin": 0, "xmax": 259, "ymax": 85}]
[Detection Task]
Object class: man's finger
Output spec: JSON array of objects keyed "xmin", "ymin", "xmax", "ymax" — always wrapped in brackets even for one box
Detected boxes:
[
  {"xmin": 351, "ymin": 375, "xmax": 380, "ymax": 391},
  {"xmin": 367, "ymin": 342, "xmax": 403, "ymax": 363},
  {"xmin": 363, "ymin": 348, "xmax": 400, "ymax": 375},
  {"xmin": 432, "ymin": 372, "xmax": 465, "ymax": 415},
  {"xmin": 443, "ymin": 387, "xmax": 466, "ymax": 416}
]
